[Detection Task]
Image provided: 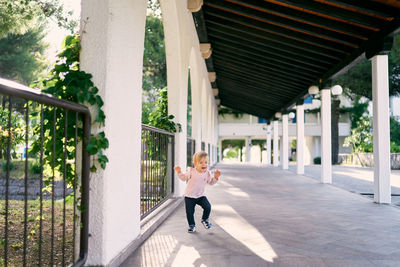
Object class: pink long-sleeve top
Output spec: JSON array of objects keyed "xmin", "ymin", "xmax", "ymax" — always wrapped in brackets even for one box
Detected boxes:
[{"xmin": 178, "ymin": 167, "xmax": 218, "ymax": 198}]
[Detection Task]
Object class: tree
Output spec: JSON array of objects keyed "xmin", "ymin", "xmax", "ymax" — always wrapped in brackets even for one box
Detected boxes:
[
  {"xmin": 331, "ymin": 98, "xmax": 340, "ymax": 164},
  {"xmin": 333, "ymin": 34, "xmax": 400, "ymax": 157},
  {"xmin": 0, "ymin": 0, "xmax": 77, "ymax": 38},
  {"xmin": 390, "ymin": 117, "xmax": 400, "ymax": 152},
  {"xmin": 334, "ymin": 34, "xmax": 400, "ymax": 100},
  {"xmin": 148, "ymin": 87, "xmax": 181, "ymax": 133},
  {"xmin": 344, "ymin": 116, "xmax": 373, "ymax": 153},
  {"xmin": 0, "ymin": 27, "xmax": 48, "ymax": 85},
  {"xmin": 0, "ymin": 106, "xmax": 25, "ymax": 159},
  {"xmin": 142, "ymin": 3, "xmax": 167, "ymax": 123},
  {"xmin": 222, "ymin": 139, "xmax": 245, "ymax": 161},
  {"xmin": 142, "ymin": 13, "xmax": 166, "ymax": 101},
  {"xmin": 0, "ymin": 0, "xmax": 78, "ymax": 85}
]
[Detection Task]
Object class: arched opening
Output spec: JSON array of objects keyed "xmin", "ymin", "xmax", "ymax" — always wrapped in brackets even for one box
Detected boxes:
[{"xmin": 141, "ymin": 0, "xmax": 166, "ymax": 126}]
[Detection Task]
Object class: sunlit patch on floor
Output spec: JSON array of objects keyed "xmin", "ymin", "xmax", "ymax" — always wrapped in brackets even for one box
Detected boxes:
[
  {"xmin": 171, "ymin": 245, "xmax": 203, "ymax": 266},
  {"xmin": 219, "ymin": 180, "xmax": 249, "ymax": 198},
  {"xmin": 139, "ymin": 234, "xmax": 178, "ymax": 266},
  {"xmin": 213, "ymin": 204, "xmax": 277, "ymax": 262}
]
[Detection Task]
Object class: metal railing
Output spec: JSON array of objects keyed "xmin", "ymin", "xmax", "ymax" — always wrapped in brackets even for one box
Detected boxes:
[
  {"xmin": 187, "ymin": 137, "xmax": 195, "ymax": 168},
  {"xmin": 141, "ymin": 125, "xmax": 174, "ymax": 220},
  {"xmin": 0, "ymin": 78, "xmax": 90, "ymax": 267}
]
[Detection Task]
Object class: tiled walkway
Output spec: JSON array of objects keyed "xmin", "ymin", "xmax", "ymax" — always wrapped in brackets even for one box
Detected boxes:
[
  {"xmin": 288, "ymin": 164, "xmax": 400, "ymax": 206},
  {"xmin": 121, "ymin": 163, "xmax": 400, "ymax": 267}
]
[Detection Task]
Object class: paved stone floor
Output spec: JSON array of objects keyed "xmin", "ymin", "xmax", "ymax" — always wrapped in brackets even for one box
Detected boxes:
[
  {"xmin": 121, "ymin": 163, "xmax": 400, "ymax": 267},
  {"xmin": 288, "ymin": 164, "xmax": 400, "ymax": 206}
]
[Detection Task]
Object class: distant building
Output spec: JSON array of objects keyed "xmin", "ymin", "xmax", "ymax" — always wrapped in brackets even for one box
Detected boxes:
[{"xmin": 218, "ymin": 95, "xmax": 352, "ymax": 165}]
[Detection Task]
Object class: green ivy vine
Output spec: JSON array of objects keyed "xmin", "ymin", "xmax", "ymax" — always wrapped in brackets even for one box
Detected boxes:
[{"xmin": 32, "ymin": 34, "xmax": 108, "ymax": 180}]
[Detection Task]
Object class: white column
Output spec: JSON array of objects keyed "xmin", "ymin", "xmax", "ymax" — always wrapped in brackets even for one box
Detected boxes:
[
  {"xmin": 80, "ymin": 0, "xmax": 147, "ymax": 264},
  {"xmin": 266, "ymin": 124, "xmax": 272, "ymax": 165},
  {"xmin": 296, "ymin": 103, "xmax": 305, "ymax": 174},
  {"xmin": 273, "ymin": 120, "xmax": 279, "ymax": 166},
  {"xmin": 282, "ymin": 114, "xmax": 289, "ymax": 170},
  {"xmin": 245, "ymin": 137, "xmax": 251, "ymax": 162},
  {"xmin": 192, "ymin": 83, "xmax": 202, "ymax": 154},
  {"xmin": 372, "ymin": 55, "xmax": 391, "ymax": 204},
  {"xmin": 218, "ymin": 139, "xmax": 222, "ymax": 162},
  {"xmin": 321, "ymin": 88, "xmax": 332, "ymax": 183},
  {"xmin": 162, "ymin": 0, "xmax": 190, "ymax": 197}
]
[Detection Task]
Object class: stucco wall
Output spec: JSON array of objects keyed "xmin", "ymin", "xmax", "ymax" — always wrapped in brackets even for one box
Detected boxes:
[
  {"xmin": 80, "ymin": 0, "xmax": 148, "ymax": 264},
  {"xmin": 162, "ymin": 0, "xmax": 218, "ymax": 194}
]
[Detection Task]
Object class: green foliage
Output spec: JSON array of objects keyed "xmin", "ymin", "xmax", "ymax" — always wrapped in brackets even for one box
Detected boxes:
[
  {"xmin": 142, "ymin": 12, "xmax": 166, "ymax": 101},
  {"xmin": 334, "ymin": 34, "xmax": 400, "ymax": 100},
  {"xmin": 222, "ymin": 139, "xmax": 245, "ymax": 152},
  {"xmin": 341, "ymin": 97, "xmax": 370, "ymax": 129},
  {"xmin": 1, "ymin": 160, "xmax": 15, "ymax": 171},
  {"xmin": 252, "ymin": 140, "xmax": 266, "ymax": 151},
  {"xmin": 0, "ymin": 27, "xmax": 48, "ymax": 85},
  {"xmin": 291, "ymin": 139, "xmax": 297, "ymax": 149},
  {"xmin": 0, "ymin": 0, "xmax": 77, "ymax": 38},
  {"xmin": 344, "ymin": 116, "xmax": 373, "ymax": 153},
  {"xmin": 0, "ymin": 0, "xmax": 78, "ymax": 85},
  {"xmin": 0, "ymin": 106, "xmax": 25, "ymax": 158},
  {"xmin": 148, "ymin": 88, "xmax": 181, "ymax": 132},
  {"xmin": 31, "ymin": 34, "xmax": 108, "ymax": 181},
  {"xmin": 391, "ymin": 142, "xmax": 400, "ymax": 153},
  {"xmin": 218, "ymin": 106, "xmax": 244, "ymax": 118},
  {"xmin": 142, "ymin": 101, "xmax": 155, "ymax": 125},
  {"xmin": 222, "ymin": 139, "xmax": 245, "ymax": 161},
  {"xmin": 142, "ymin": 13, "xmax": 166, "ymax": 93},
  {"xmin": 391, "ymin": 117, "xmax": 400, "ymax": 152},
  {"xmin": 225, "ymin": 149, "xmax": 238, "ymax": 159},
  {"xmin": 391, "ymin": 117, "xmax": 400, "ymax": 144},
  {"xmin": 344, "ymin": 116, "xmax": 400, "ymax": 153},
  {"xmin": 313, "ymin": 157, "xmax": 321, "ymax": 165},
  {"xmin": 29, "ymin": 160, "xmax": 41, "ymax": 174},
  {"xmin": 142, "ymin": 2, "xmax": 167, "ymax": 124}
]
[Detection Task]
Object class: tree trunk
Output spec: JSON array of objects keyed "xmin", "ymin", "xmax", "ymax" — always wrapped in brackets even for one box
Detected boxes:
[{"xmin": 331, "ymin": 99, "xmax": 340, "ymax": 164}]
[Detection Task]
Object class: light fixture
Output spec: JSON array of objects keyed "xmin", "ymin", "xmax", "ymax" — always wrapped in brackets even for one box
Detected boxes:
[
  {"xmin": 288, "ymin": 112, "xmax": 295, "ymax": 119},
  {"xmin": 308, "ymin": 85, "xmax": 319, "ymax": 95},
  {"xmin": 331, "ymin": 85, "xmax": 343, "ymax": 96},
  {"xmin": 275, "ymin": 112, "xmax": 282, "ymax": 118}
]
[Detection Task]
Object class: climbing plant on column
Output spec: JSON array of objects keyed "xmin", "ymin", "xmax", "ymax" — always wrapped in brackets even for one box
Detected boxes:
[{"xmin": 31, "ymin": 34, "xmax": 108, "ymax": 185}]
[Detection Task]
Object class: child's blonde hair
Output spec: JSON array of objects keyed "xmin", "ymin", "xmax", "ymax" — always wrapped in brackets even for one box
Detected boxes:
[{"xmin": 193, "ymin": 151, "xmax": 208, "ymax": 165}]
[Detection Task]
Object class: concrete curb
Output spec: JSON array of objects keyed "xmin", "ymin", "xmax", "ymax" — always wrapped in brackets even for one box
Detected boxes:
[{"xmin": 106, "ymin": 197, "xmax": 184, "ymax": 267}]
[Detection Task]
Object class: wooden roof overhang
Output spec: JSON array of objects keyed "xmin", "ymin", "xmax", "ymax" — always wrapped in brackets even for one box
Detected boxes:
[{"xmin": 191, "ymin": 0, "xmax": 400, "ymax": 120}]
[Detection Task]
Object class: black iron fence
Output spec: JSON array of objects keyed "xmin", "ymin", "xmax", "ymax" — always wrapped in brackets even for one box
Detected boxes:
[
  {"xmin": 187, "ymin": 137, "xmax": 195, "ymax": 168},
  {"xmin": 0, "ymin": 79, "xmax": 90, "ymax": 267},
  {"xmin": 141, "ymin": 125, "xmax": 174, "ymax": 219}
]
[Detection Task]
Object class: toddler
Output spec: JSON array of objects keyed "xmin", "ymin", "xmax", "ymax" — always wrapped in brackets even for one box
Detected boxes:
[{"xmin": 174, "ymin": 151, "xmax": 221, "ymax": 233}]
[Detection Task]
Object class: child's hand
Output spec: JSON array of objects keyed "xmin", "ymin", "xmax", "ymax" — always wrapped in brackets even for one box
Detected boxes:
[
  {"xmin": 174, "ymin": 166, "xmax": 181, "ymax": 174},
  {"xmin": 214, "ymin": 169, "xmax": 221, "ymax": 180}
]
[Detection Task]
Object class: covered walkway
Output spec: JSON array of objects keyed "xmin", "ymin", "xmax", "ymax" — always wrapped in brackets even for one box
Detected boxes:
[{"xmin": 121, "ymin": 163, "xmax": 400, "ymax": 267}]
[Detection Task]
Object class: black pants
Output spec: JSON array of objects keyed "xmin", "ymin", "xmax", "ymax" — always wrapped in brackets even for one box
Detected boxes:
[{"xmin": 184, "ymin": 196, "xmax": 211, "ymax": 226}]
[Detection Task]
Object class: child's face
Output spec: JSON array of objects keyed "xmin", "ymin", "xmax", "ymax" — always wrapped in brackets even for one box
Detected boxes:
[{"xmin": 194, "ymin": 157, "xmax": 208, "ymax": 172}]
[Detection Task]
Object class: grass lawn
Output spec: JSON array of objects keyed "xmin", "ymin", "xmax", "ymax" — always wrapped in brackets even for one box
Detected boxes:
[
  {"xmin": 0, "ymin": 159, "xmax": 64, "ymax": 181},
  {"xmin": 0, "ymin": 199, "xmax": 78, "ymax": 266}
]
